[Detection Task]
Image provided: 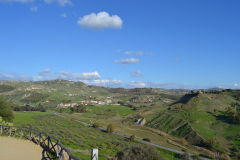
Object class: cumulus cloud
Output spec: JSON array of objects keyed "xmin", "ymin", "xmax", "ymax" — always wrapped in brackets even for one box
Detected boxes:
[
  {"xmin": 0, "ymin": 71, "xmax": 101, "ymax": 81},
  {"xmin": 114, "ymin": 58, "xmax": 139, "ymax": 64},
  {"xmin": 44, "ymin": 0, "xmax": 71, "ymax": 6},
  {"xmin": 131, "ymin": 70, "xmax": 142, "ymax": 78},
  {"xmin": 86, "ymin": 80, "xmax": 123, "ymax": 88},
  {"xmin": 78, "ymin": 11, "xmax": 123, "ymax": 29},
  {"xmin": 0, "ymin": 71, "xmax": 239, "ymax": 90},
  {"xmin": 0, "ymin": 0, "xmax": 34, "ymax": 3},
  {"xmin": 36, "ymin": 71, "xmax": 101, "ymax": 81},
  {"xmin": 57, "ymin": 71, "xmax": 101, "ymax": 80},
  {"xmin": 30, "ymin": 6, "xmax": 38, "ymax": 12}
]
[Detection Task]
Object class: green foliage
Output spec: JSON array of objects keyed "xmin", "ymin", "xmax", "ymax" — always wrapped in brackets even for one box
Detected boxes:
[
  {"xmin": 129, "ymin": 135, "xmax": 135, "ymax": 141},
  {"xmin": 0, "ymin": 85, "xmax": 15, "ymax": 93},
  {"xmin": 93, "ymin": 122, "xmax": 100, "ymax": 128},
  {"xmin": 13, "ymin": 111, "xmax": 50, "ymax": 126},
  {"xmin": 70, "ymin": 105, "xmax": 87, "ymax": 113},
  {"xmin": 14, "ymin": 112, "xmax": 159, "ymax": 160},
  {"xmin": 21, "ymin": 92, "xmax": 49, "ymax": 103},
  {"xmin": 117, "ymin": 145, "xmax": 164, "ymax": 160},
  {"xmin": 0, "ymin": 97, "xmax": 14, "ymax": 122},
  {"xmin": 224, "ymin": 106, "xmax": 240, "ymax": 124},
  {"xmin": 13, "ymin": 105, "xmax": 46, "ymax": 112},
  {"xmin": 142, "ymin": 138, "xmax": 151, "ymax": 142},
  {"xmin": 107, "ymin": 124, "xmax": 114, "ymax": 134}
]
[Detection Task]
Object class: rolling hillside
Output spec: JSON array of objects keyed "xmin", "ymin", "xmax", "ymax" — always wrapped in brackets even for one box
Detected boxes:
[
  {"xmin": 145, "ymin": 90, "xmax": 240, "ymax": 159},
  {"xmin": 0, "ymin": 80, "xmax": 187, "ymax": 107}
]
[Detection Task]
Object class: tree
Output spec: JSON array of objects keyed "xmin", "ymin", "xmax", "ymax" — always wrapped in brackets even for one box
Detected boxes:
[
  {"xmin": 0, "ymin": 97, "xmax": 14, "ymax": 122},
  {"xmin": 107, "ymin": 124, "xmax": 114, "ymax": 134}
]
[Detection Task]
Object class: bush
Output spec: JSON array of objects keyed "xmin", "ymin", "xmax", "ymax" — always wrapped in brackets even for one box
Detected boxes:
[
  {"xmin": 117, "ymin": 145, "xmax": 164, "ymax": 160},
  {"xmin": 180, "ymin": 138, "xmax": 188, "ymax": 145},
  {"xmin": 142, "ymin": 138, "xmax": 151, "ymax": 142},
  {"xmin": 70, "ymin": 105, "xmax": 87, "ymax": 113},
  {"xmin": 0, "ymin": 97, "xmax": 14, "ymax": 122},
  {"xmin": 107, "ymin": 124, "xmax": 114, "ymax": 134},
  {"xmin": 13, "ymin": 105, "xmax": 46, "ymax": 112},
  {"xmin": 93, "ymin": 122, "xmax": 100, "ymax": 128},
  {"xmin": 129, "ymin": 135, "xmax": 135, "ymax": 141}
]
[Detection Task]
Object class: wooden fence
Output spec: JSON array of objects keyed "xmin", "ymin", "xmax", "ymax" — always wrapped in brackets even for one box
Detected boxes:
[{"xmin": 0, "ymin": 125, "xmax": 79, "ymax": 160}]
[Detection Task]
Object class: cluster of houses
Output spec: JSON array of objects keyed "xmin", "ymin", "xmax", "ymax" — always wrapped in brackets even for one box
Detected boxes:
[
  {"xmin": 57, "ymin": 97, "xmax": 119, "ymax": 108},
  {"xmin": 130, "ymin": 96, "xmax": 154, "ymax": 104}
]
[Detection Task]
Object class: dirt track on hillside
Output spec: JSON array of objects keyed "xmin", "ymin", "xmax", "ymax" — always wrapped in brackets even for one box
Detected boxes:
[{"xmin": 0, "ymin": 136, "xmax": 42, "ymax": 160}]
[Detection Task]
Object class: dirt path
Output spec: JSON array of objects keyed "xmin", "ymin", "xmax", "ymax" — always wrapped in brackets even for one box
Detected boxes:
[{"xmin": 0, "ymin": 136, "xmax": 43, "ymax": 160}]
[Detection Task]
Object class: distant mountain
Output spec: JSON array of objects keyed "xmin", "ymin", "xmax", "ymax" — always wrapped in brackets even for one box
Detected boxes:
[{"xmin": 0, "ymin": 80, "xmax": 188, "ymax": 107}]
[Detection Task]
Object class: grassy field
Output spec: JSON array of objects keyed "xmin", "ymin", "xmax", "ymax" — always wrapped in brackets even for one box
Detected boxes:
[
  {"xmin": 12, "ymin": 111, "xmax": 181, "ymax": 160},
  {"xmin": 66, "ymin": 105, "xmax": 212, "ymax": 157},
  {"xmin": 13, "ymin": 111, "xmax": 50, "ymax": 126}
]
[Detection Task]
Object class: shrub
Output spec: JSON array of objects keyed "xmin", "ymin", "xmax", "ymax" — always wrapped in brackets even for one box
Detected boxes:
[
  {"xmin": 180, "ymin": 138, "xmax": 188, "ymax": 145},
  {"xmin": 129, "ymin": 135, "xmax": 135, "ymax": 141},
  {"xmin": 93, "ymin": 122, "xmax": 100, "ymax": 128},
  {"xmin": 142, "ymin": 138, "xmax": 151, "ymax": 142},
  {"xmin": 0, "ymin": 97, "xmax": 14, "ymax": 122},
  {"xmin": 72, "ymin": 105, "xmax": 87, "ymax": 113},
  {"xmin": 117, "ymin": 145, "xmax": 164, "ymax": 160},
  {"xmin": 13, "ymin": 105, "xmax": 46, "ymax": 112},
  {"xmin": 107, "ymin": 124, "xmax": 114, "ymax": 134}
]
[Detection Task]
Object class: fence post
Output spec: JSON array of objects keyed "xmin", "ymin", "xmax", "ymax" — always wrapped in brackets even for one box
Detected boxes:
[
  {"xmin": 0, "ymin": 125, "xmax": 2, "ymax": 135},
  {"xmin": 9, "ymin": 127, "xmax": 12, "ymax": 136},
  {"xmin": 21, "ymin": 129, "xmax": 23, "ymax": 137},
  {"xmin": 91, "ymin": 148, "xmax": 98, "ymax": 160}
]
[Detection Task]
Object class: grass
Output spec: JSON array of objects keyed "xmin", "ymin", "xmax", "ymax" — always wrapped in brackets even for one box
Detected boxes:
[
  {"xmin": 12, "ymin": 111, "xmax": 181, "ymax": 160},
  {"xmin": 86, "ymin": 105, "xmax": 136, "ymax": 117},
  {"xmin": 188, "ymin": 110, "xmax": 216, "ymax": 139},
  {"xmin": 13, "ymin": 111, "xmax": 50, "ymax": 126}
]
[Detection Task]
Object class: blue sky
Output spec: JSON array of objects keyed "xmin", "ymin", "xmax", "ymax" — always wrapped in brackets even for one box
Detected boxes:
[{"xmin": 0, "ymin": 0, "xmax": 239, "ymax": 89}]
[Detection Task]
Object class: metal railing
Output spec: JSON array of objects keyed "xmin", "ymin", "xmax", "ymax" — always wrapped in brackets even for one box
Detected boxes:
[{"xmin": 0, "ymin": 125, "xmax": 79, "ymax": 160}]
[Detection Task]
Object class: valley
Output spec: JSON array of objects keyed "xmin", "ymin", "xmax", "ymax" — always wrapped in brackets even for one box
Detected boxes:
[{"xmin": 0, "ymin": 80, "xmax": 240, "ymax": 160}]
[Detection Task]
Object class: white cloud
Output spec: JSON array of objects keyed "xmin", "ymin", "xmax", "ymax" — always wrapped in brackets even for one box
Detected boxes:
[
  {"xmin": 57, "ymin": 71, "xmax": 101, "ymax": 80},
  {"xmin": 44, "ymin": 0, "xmax": 71, "ymax": 6},
  {"xmin": 129, "ymin": 81, "xmax": 147, "ymax": 88},
  {"xmin": 38, "ymin": 69, "xmax": 51, "ymax": 76},
  {"xmin": 0, "ymin": 71, "xmax": 101, "ymax": 81},
  {"xmin": 131, "ymin": 70, "xmax": 142, "ymax": 78},
  {"xmin": 0, "ymin": 71, "xmax": 239, "ymax": 90},
  {"xmin": 0, "ymin": 0, "xmax": 34, "ymax": 3},
  {"xmin": 87, "ymin": 80, "xmax": 123, "ymax": 87},
  {"xmin": 60, "ymin": 13, "xmax": 67, "ymax": 18},
  {"xmin": 114, "ymin": 58, "xmax": 139, "ymax": 64},
  {"xmin": 124, "ymin": 51, "xmax": 152, "ymax": 56},
  {"xmin": 0, "ymin": 72, "xmax": 32, "ymax": 81},
  {"xmin": 78, "ymin": 11, "xmax": 123, "ymax": 29},
  {"xmin": 234, "ymin": 83, "xmax": 239, "ymax": 87},
  {"xmin": 30, "ymin": 6, "xmax": 38, "ymax": 12}
]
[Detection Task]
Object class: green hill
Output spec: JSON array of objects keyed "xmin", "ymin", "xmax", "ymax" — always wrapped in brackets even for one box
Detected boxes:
[
  {"xmin": 146, "ymin": 90, "xmax": 240, "ymax": 159},
  {"xmin": 0, "ymin": 80, "xmax": 186, "ymax": 107}
]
